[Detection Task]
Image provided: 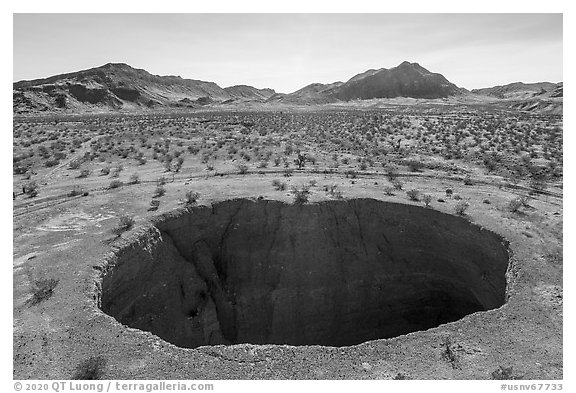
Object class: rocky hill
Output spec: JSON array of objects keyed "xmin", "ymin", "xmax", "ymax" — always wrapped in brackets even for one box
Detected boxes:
[
  {"xmin": 333, "ymin": 61, "xmax": 463, "ymax": 100},
  {"xmin": 472, "ymin": 82, "xmax": 559, "ymax": 99},
  {"xmin": 13, "ymin": 63, "xmax": 274, "ymax": 114}
]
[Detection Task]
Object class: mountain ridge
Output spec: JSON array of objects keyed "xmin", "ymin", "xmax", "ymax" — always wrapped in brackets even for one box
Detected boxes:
[{"xmin": 13, "ymin": 62, "xmax": 562, "ymax": 114}]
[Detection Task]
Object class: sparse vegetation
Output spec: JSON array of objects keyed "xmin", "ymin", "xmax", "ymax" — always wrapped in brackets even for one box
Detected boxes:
[
  {"xmin": 454, "ymin": 200, "xmax": 470, "ymax": 216},
  {"xmin": 272, "ymin": 179, "xmax": 287, "ymax": 191},
  {"xmin": 108, "ymin": 180, "xmax": 124, "ymax": 189},
  {"xmin": 153, "ymin": 185, "xmax": 166, "ymax": 198},
  {"xmin": 238, "ymin": 164, "xmax": 249, "ymax": 175},
  {"xmin": 291, "ymin": 185, "xmax": 311, "ymax": 204},
  {"xmin": 128, "ymin": 173, "xmax": 140, "ymax": 184},
  {"xmin": 184, "ymin": 191, "xmax": 200, "ymax": 205},
  {"xmin": 406, "ymin": 189, "xmax": 420, "ymax": 201},
  {"xmin": 112, "ymin": 215, "xmax": 135, "ymax": 236},
  {"xmin": 423, "ymin": 194, "xmax": 432, "ymax": 207}
]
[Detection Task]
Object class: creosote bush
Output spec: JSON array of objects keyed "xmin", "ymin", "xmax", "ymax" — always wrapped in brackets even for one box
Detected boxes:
[
  {"xmin": 153, "ymin": 185, "xmax": 166, "ymax": 198},
  {"xmin": 383, "ymin": 186, "xmax": 395, "ymax": 196},
  {"xmin": 23, "ymin": 181, "xmax": 39, "ymax": 197},
  {"xmin": 272, "ymin": 179, "xmax": 287, "ymax": 191},
  {"xmin": 238, "ymin": 164, "xmax": 249, "ymax": 175},
  {"xmin": 406, "ymin": 189, "xmax": 420, "ymax": 201},
  {"xmin": 392, "ymin": 179, "xmax": 403, "ymax": 190},
  {"xmin": 108, "ymin": 180, "xmax": 123, "ymax": 189},
  {"xmin": 112, "ymin": 215, "xmax": 135, "ymax": 236},
  {"xmin": 290, "ymin": 185, "xmax": 311, "ymax": 204},
  {"xmin": 128, "ymin": 173, "xmax": 140, "ymax": 184},
  {"xmin": 184, "ymin": 191, "xmax": 200, "ymax": 205},
  {"xmin": 423, "ymin": 194, "xmax": 432, "ymax": 207},
  {"xmin": 454, "ymin": 200, "xmax": 470, "ymax": 216}
]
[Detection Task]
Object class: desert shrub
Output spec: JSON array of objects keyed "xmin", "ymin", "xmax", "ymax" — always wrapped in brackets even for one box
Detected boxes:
[
  {"xmin": 384, "ymin": 164, "xmax": 399, "ymax": 181},
  {"xmin": 108, "ymin": 180, "xmax": 123, "ymax": 189},
  {"xmin": 529, "ymin": 178, "xmax": 547, "ymax": 191},
  {"xmin": 153, "ymin": 185, "xmax": 166, "ymax": 198},
  {"xmin": 454, "ymin": 200, "xmax": 470, "ymax": 216},
  {"xmin": 463, "ymin": 174, "xmax": 473, "ymax": 185},
  {"xmin": 272, "ymin": 179, "xmax": 287, "ymax": 191},
  {"xmin": 110, "ymin": 165, "xmax": 123, "ymax": 178},
  {"xmin": 14, "ymin": 165, "xmax": 29, "ymax": 175},
  {"xmin": 128, "ymin": 173, "xmax": 140, "ymax": 185},
  {"xmin": 23, "ymin": 181, "xmax": 39, "ymax": 197},
  {"xmin": 508, "ymin": 196, "xmax": 529, "ymax": 212},
  {"xmin": 184, "ymin": 191, "xmax": 200, "ymax": 205},
  {"xmin": 157, "ymin": 176, "xmax": 167, "ymax": 186},
  {"xmin": 148, "ymin": 199, "xmax": 160, "ymax": 211},
  {"xmin": 406, "ymin": 159, "xmax": 424, "ymax": 172},
  {"xmin": 68, "ymin": 159, "xmax": 83, "ymax": 170},
  {"xmin": 391, "ymin": 179, "xmax": 403, "ymax": 190},
  {"xmin": 44, "ymin": 158, "xmax": 60, "ymax": 167},
  {"xmin": 406, "ymin": 189, "xmax": 420, "ymax": 201},
  {"xmin": 445, "ymin": 188, "xmax": 453, "ymax": 198},
  {"xmin": 238, "ymin": 164, "xmax": 249, "ymax": 174},
  {"xmin": 26, "ymin": 278, "xmax": 59, "ymax": 306},
  {"xmin": 508, "ymin": 197, "xmax": 522, "ymax": 212},
  {"xmin": 383, "ymin": 186, "xmax": 395, "ymax": 196},
  {"xmin": 78, "ymin": 169, "xmax": 91, "ymax": 178},
  {"xmin": 324, "ymin": 184, "xmax": 343, "ymax": 199},
  {"xmin": 72, "ymin": 356, "xmax": 107, "ymax": 380},
  {"xmin": 423, "ymin": 194, "xmax": 432, "ymax": 207},
  {"xmin": 112, "ymin": 215, "xmax": 135, "ymax": 236},
  {"xmin": 345, "ymin": 169, "xmax": 358, "ymax": 179},
  {"xmin": 291, "ymin": 185, "xmax": 311, "ymax": 204}
]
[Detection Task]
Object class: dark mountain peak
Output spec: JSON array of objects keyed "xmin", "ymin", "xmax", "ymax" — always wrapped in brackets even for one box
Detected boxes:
[
  {"xmin": 99, "ymin": 62, "xmax": 133, "ymax": 70},
  {"xmin": 333, "ymin": 61, "xmax": 460, "ymax": 101},
  {"xmin": 394, "ymin": 61, "xmax": 430, "ymax": 74}
]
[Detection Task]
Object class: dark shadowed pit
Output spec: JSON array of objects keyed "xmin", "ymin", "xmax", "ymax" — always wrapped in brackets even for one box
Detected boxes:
[{"xmin": 99, "ymin": 198, "xmax": 509, "ymax": 348}]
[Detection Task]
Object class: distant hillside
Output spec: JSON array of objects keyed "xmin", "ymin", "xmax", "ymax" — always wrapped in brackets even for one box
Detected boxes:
[
  {"xmin": 13, "ymin": 63, "xmax": 274, "ymax": 114},
  {"xmin": 223, "ymin": 85, "xmax": 276, "ymax": 101},
  {"xmin": 267, "ymin": 82, "xmax": 343, "ymax": 105},
  {"xmin": 471, "ymin": 82, "xmax": 563, "ymax": 114},
  {"xmin": 471, "ymin": 82, "xmax": 558, "ymax": 99}
]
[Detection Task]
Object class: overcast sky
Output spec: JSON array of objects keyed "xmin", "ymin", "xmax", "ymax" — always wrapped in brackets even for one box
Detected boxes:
[{"xmin": 13, "ymin": 13, "xmax": 562, "ymax": 93}]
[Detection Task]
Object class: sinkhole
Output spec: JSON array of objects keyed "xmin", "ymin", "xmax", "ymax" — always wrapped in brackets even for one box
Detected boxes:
[{"xmin": 99, "ymin": 198, "xmax": 510, "ymax": 348}]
